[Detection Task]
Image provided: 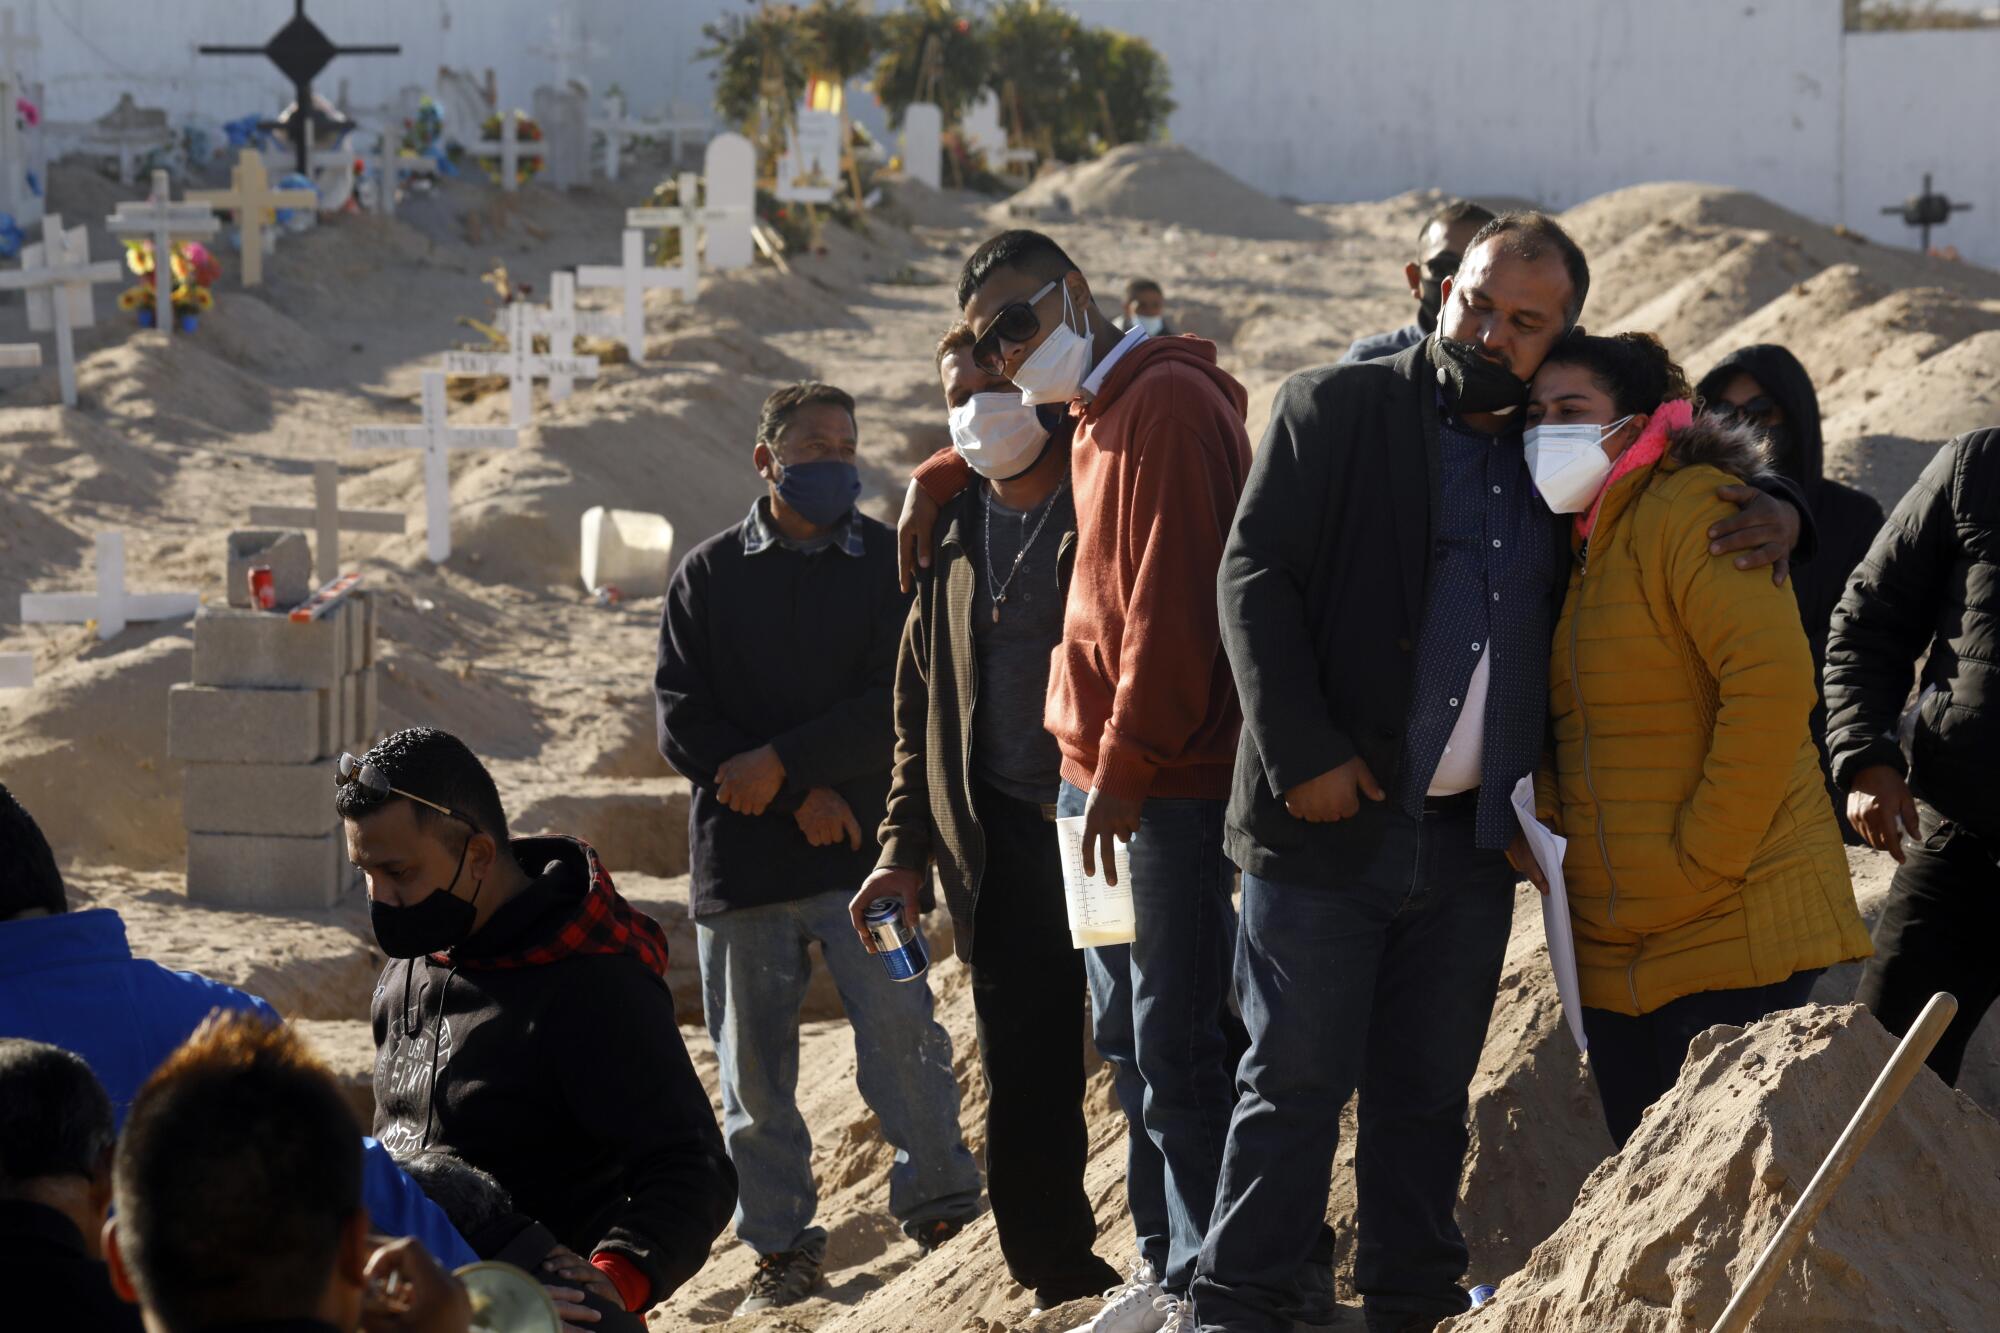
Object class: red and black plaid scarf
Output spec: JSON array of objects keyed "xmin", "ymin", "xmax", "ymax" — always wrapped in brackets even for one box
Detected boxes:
[{"xmin": 440, "ymin": 837, "xmax": 671, "ymax": 983}]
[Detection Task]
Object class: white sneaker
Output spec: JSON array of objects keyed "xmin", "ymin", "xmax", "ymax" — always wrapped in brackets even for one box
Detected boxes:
[
  {"xmin": 1064, "ymin": 1262, "xmax": 1167, "ymax": 1333},
  {"xmin": 1155, "ymin": 1294, "xmax": 1195, "ymax": 1333}
]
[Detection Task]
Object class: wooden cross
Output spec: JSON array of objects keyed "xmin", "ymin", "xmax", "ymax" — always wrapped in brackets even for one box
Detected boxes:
[
  {"xmin": 0, "ymin": 653, "xmax": 30, "ymax": 690},
  {"xmin": 524, "ymin": 272, "xmax": 618, "ymax": 401},
  {"xmin": 349, "ymin": 371, "xmax": 519, "ymax": 563},
  {"xmin": 20, "ymin": 532, "xmax": 200, "ymax": 641},
  {"xmin": 472, "ymin": 111, "xmax": 546, "ymax": 193},
  {"xmin": 443, "ymin": 302, "xmax": 598, "ymax": 424},
  {"xmin": 248, "ymin": 459, "xmax": 407, "ymax": 583},
  {"xmin": 199, "ymin": 0, "xmax": 400, "ymax": 176},
  {"xmin": 0, "ymin": 213, "xmax": 122, "ymax": 407},
  {"xmin": 189, "ymin": 148, "xmax": 318, "ymax": 287},
  {"xmin": 0, "ymin": 9, "xmax": 38, "ymax": 80},
  {"xmin": 105, "ymin": 170, "xmax": 223, "ymax": 337},
  {"xmin": 577, "ymin": 229, "xmax": 693, "ymax": 366}
]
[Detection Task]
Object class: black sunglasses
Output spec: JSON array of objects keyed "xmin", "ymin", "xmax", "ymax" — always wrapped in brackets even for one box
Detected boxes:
[
  {"xmin": 1710, "ymin": 396, "xmax": 1778, "ymax": 426},
  {"xmin": 970, "ymin": 278, "xmax": 1060, "ymax": 376},
  {"xmin": 336, "ymin": 753, "xmax": 475, "ymax": 828}
]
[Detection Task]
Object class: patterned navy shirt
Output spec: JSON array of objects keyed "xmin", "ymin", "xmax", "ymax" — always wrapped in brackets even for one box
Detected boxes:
[{"xmin": 1396, "ymin": 408, "xmax": 1556, "ymax": 847}]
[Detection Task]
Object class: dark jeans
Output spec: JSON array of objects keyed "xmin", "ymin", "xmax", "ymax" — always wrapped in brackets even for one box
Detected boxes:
[
  {"xmin": 970, "ymin": 781, "xmax": 1122, "ymax": 1307},
  {"xmin": 1855, "ymin": 804, "xmax": 2000, "ymax": 1088},
  {"xmin": 1582, "ymin": 969, "xmax": 1823, "ymax": 1149},
  {"xmin": 1058, "ymin": 780, "xmax": 1238, "ymax": 1298},
  {"xmin": 1192, "ymin": 800, "xmax": 1516, "ymax": 1333}
]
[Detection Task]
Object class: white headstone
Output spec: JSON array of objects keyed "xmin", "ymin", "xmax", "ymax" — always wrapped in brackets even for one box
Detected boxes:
[
  {"xmin": 532, "ymin": 83, "xmax": 589, "ymax": 191},
  {"xmin": 105, "ymin": 170, "xmax": 222, "ymax": 336},
  {"xmin": 702, "ymin": 133, "xmax": 755, "ymax": 271},
  {"xmin": 436, "ymin": 67, "xmax": 494, "ymax": 153},
  {"xmin": 580, "ymin": 507, "xmax": 674, "ymax": 599},
  {"xmin": 776, "ymin": 108, "xmax": 841, "ymax": 204},
  {"xmin": 349, "ymin": 371, "xmax": 520, "ymax": 564},
  {"xmin": 442, "ymin": 302, "xmax": 598, "ymax": 426},
  {"xmin": 963, "ymin": 91, "xmax": 1005, "ymax": 159},
  {"xmin": 0, "ymin": 213, "xmax": 122, "ymax": 407},
  {"xmin": 472, "ymin": 111, "xmax": 547, "ymax": 194},
  {"xmin": 21, "ymin": 532, "xmax": 200, "ymax": 640},
  {"xmin": 247, "ymin": 459, "xmax": 407, "ymax": 584},
  {"xmin": 902, "ymin": 102, "xmax": 942, "ymax": 191},
  {"xmin": 0, "ymin": 652, "xmax": 30, "ymax": 689},
  {"xmin": 577, "ymin": 228, "xmax": 695, "ymax": 365},
  {"xmin": 525, "ymin": 272, "xmax": 618, "ymax": 401},
  {"xmin": 188, "ymin": 148, "xmax": 317, "ymax": 287}
]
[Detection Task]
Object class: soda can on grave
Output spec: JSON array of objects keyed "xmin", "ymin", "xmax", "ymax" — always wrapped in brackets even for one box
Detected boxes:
[
  {"xmin": 1469, "ymin": 1285, "xmax": 1499, "ymax": 1309},
  {"xmin": 248, "ymin": 566, "xmax": 276, "ymax": 611},
  {"xmin": 864, "ymin": 897, "xmax": 928, "ymax": 982}
]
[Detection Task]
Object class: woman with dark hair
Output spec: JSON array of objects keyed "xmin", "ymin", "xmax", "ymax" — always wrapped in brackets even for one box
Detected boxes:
[{"xmin": 1520, "ymin": 331, "xmax": 1871, "ymax": 1147}]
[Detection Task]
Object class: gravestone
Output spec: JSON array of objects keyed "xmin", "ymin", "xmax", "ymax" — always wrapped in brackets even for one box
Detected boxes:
[
  {"xmin": 349, "ymin": 370, "xmax": 519, "ymax": 563},
  {"xmin": 0, "ymin": 213, "xmax": 121, "ymax": 407},
  {"xmin": 776, "ymin": 108, "xmax": 841, "ymax": 205},
  {"xmin": 963, "ymin": 91, "xmax": 1005, "ymax": 161},
  {"xmin": 435, "ymin": 66, "xmax": 494, "ymax": 152},
  {"xmin": 902, "ymin": 102, "xmax": 942, "ymax": 190},
  {"xmin": 443, "ymin": 302, "xmax": 598, "ymax": 426},
  {"xmin": 702, "ymin": 132, "xmax": 755, "ymax": 270},
  {"xmin": 531, "ymin": 83, "xmax": 589, "ymax": 191},
  {"xmin": 20, "ymin": 532, "xmax": 199, "ymax": 640},
  {"xmin": 525, "ymin": 272, "xmax": 619, "ymax": 401},
  {"xmin": 69, "ymin": 93, "xmax": 173, "ymax": 185},
  {"xmin": 105, "ymin": 170, "xmax": 223, "ymax": 336},
  {"xmin": 581, "ymin": 507, "xmax": 674, "ymax": 600},
  {"xmin": 189, "ymin": 148, "xmax": 318, "ymax": 287},
  {"xmin": 248, "ymin": 459, "xmax": 406, "ymax": 584}
]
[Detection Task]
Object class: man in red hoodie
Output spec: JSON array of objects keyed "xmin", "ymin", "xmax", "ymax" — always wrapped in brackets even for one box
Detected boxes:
[{"xmin": 902, "ymin": 230, "xmax": 1255, "ymax": 1332}]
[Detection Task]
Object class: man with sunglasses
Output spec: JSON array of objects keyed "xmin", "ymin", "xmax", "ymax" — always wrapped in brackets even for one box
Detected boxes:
[
  {"xmin": 898, "ymin": 229, "xmax": 1255, "ymax": 1333},
  {"xmin": 337, "ymin": 728, "xmax": 736, "ymax": 1321},
  {"xmin": 1341, "ymin": 200, "xmax": 1494, "ymax": 365}
]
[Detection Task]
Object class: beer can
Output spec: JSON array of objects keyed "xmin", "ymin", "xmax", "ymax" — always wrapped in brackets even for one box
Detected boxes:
[
  {"xmin": 248, "ymin": 566, "xmax": 276, "ymax": 610},
  {"xmin": 863, "ymin": 897, "xmax": 927, "ymax": 982},
  {"xmin": 1469, "ymin": 1284, "xmax": 1499, "ymax": 1309}
]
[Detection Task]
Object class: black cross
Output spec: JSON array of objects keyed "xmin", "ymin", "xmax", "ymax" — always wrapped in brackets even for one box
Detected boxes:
[
  {"xmin": 1881, "ymin": 172, "xmax": 1973, "ymax": 254},
  {"xmin": 199, "ymin": 1, "xmax": 400, "ymax": 175}
]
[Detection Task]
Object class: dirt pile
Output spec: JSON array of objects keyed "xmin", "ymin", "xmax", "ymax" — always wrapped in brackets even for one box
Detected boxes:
[
  {"xmin": 1004, "ymin": 143, "xmax": 1326, "ymax": 240},
  {"xmin": 1442, "ymin": 1004, "xmax": 2000, "ymax": 1332}
]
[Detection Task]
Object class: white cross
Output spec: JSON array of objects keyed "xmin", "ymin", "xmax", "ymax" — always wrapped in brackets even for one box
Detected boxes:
[
  {"xmin": 0, "ymin": 9, "xmax": 39, "ymax": 81},
  {"xmin": 523, "ymin": 272, "xmax": 617, "ymax": 401},
  {"xmin": 247, "ymin": 459, "xmax": 407, "ymax": 584},
  {"xmin": 106, "ymin": 170, "xmax": 223, "ymax": 337},
  {"xmin": 442, "ymin": 302, "xmax": 598, "ymax": 425},
  {"xmin": 349, "ymin": 371, "xmax": 519, "ymax": 564},
  {"xmin": 0, "ymin": 213, "xmax": 122, "ymax": 407},
  {"xmin": 188, "ymin": 148, "xmax": 317, "ymax": 288},
  {"xmin": 577, "ymin": 228, "xmax": 694, "ymax": 366},
  {"xmin": 21, "ymin": 532, "xmax": 199, "ymax": 640},
  {"xmin": 590, "ymin": 92, "xmax": 665, "ymax": 182},
  {"xmin": 0, "ymin": 653, "xmax": 30, "ymax": 689},
  {"xmin": 473, "ymin": 112, "xmax": 546, "ymax": 194},
  {"xmin": 363, "ymin": 127, "xmax": 435, "ymax": 216}
]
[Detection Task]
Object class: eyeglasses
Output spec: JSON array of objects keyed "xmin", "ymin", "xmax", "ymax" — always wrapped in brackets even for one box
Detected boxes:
[
  {"xmin": 336, "ymin": 753, "xmax": 475, "ymax": 828},
  {"xmin": 1709, "ymin": 396, "xmax": 1778, "ymax": 426},
  {"xmin": 971, "ymin": 279, "xmax": 1060, "ymax": 376}
]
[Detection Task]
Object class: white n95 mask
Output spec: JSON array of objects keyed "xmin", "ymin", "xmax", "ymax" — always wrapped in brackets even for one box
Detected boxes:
[
  {"xmin": 1523, "ymin": 416, "xmax": 1632, "ymax": 513},
  {"xmin": 1134, "ymin": 314, "xmax": 1165, "ymax": 335},
  {"xmin": 1013, "ymin": 283, "xmax": 1095, "ymax": 405},
  {"xmin": 950, "ymin": 392, "xmax": 1051, "ymax": 480}
]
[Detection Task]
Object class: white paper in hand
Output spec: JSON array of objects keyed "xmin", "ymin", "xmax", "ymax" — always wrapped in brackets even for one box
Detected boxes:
[
  {"xmin": 1510, "ymin": 775, "xmax": 1587, "ymax": 1052},
  {"xmin": 1054, "ymin": 815, "xmax": 1137, "ymax": 949}
]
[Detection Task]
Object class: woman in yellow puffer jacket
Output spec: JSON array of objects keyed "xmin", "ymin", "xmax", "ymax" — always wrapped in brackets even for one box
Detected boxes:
[{"xmin": 1522, "ymin": 330, "xmax": 1871, "ymax": 1147}]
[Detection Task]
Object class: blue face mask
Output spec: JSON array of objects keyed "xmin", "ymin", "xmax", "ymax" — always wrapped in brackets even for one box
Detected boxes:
[{"xmin": 775, "ymin": 458, "xmax": 861, "ymax": 527}]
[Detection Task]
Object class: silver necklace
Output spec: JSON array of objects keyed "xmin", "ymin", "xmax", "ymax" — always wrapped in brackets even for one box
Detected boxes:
[{"xmin": 983, "ymin": 479, "xmax": 1067, "ymax": 623}]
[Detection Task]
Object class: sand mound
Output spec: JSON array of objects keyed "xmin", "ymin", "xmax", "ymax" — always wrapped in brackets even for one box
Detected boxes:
[
  {"xmin": 1004, "ymin": 144, "xmax": 1325, "ymax": 240},
  {"xmin": 1442, "ymin": 1004, "xmax": 2000, "ymax": 1332}
]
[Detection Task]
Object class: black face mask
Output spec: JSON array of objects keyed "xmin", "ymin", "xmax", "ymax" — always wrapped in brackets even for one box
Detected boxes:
[
  {"xmin": 1417, "ymin": 275, "xmax": 1445, "ymax": 334},
  {"xmin": 371, "ymin": 841, "xmax": 481, "ymax": 959},
  {"xmin": 1432, "ymin": 335, "xmax": 1531, "ymax": 417}
]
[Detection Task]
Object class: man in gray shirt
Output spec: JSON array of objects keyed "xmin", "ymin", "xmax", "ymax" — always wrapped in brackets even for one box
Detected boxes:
[{"xmin": 854, "ymin": 324, "xmax": 1121, "ymax": 1315}]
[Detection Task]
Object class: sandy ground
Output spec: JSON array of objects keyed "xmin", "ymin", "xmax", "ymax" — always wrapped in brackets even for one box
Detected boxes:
[{"xmin": 6, "ymin": 142, "xmax": 1998, "ymax": 1330}]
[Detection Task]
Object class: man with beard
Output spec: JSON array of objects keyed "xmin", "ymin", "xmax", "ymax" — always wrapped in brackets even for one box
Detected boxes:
[
  {"xmin": 1341, "ymin": 200, "xmax": 1494, "ymax": 365},
  {"xmin": 1697, "ymin": 345, "xmax": 1885, "ymax": 838},
  {"xmin": 1197, "ymin": 214, "xmax": 1809, "ymax": 1333}
]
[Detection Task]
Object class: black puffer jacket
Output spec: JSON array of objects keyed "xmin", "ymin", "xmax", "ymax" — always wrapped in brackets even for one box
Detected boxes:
[
  {"xmin": 1699, "ymin": 346, "xmax": 1885, "ymax": 836},
  {"xmin": 1824, "ymin": 429, "xmax": 2000, "ymax": 841}
]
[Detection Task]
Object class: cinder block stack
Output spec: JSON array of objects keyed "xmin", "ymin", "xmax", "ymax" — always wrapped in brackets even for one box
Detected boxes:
[{"xmin": 170, "ymin": 584, "xmax": 379, "ymax": 910}]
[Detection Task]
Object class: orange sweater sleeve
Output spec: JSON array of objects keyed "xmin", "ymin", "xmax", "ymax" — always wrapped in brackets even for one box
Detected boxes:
[{"xmin": 913, "ymin": 447, "xmax": 970, "ymax": 507}]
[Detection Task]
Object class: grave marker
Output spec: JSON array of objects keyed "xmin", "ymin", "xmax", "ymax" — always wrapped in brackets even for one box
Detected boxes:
[
  {"xmin": 0, "ymin": 213, "xmax": 122, "ymax": 407},
  {"xmin": 199, "ymin": 0, "xmax": 400, "ymax": 176},
  {"xmin": 443, "ymin": 302, "xmax": 598, "ymax": 425},
  {"xmin": 532, "ymin": 83, "xmax": 589, "ymax": 191},
  {"xmin": 362, "ymin": 126, "xmax": 435, "ymax": 215},
  {"xmin": 963, "ymin": 91, "xmax": 1005, "ymax": 161},
  {"xmin": 248, "ymin": 459, "xmax": 407, "ymax": 583},
  {"xmin": 64, "ymin": 93, "xmax": 172, "ymax": 185},
  {"xmin": 590, "ymin": 92, "xmax": 657, "ymax": 183},
  {"xmin": 188, "ymin": 148, "xmax": 318, "ymax": 287},
  {"xmin": 578, "ymin": 229, "xmax": 696, "ymax": 365},
  {"xmin": 349, "ymin": 371, "xmax": 519, "ymax": 563},
  {"xmin": 106, "ymin": 170, "xmax": 223, "ymax": 337},
  {"xmin": 525, "ymin": 272, "xmax": 618, "ymax": 401},
  {"xmin": 21, "ymin": 532, "xmax": 200, "ymax": 640},
  {"xmin": 776, "ymin": 108, "xmax": 841, "ymax": 205},
  {"xmin": 0, "ymin": 653, "xmax": 30, "ymax": 689},
  {"xmin": 903, "ymin": 102, "xmax": 942, "ymax": 191},
  {"xmin": 703, "ymin": 132, "xmax": 755, "ymax": 271},
  {"xmin": 530, "ymin": 10, "xmax": 605, "ymax": 97},
  {"xmin": 436, "ymin": 66, "xmax": 495, "ymax": 152},
  {"xmin": 472, "ymin": 111, "xmax": 546, "ymax": 193}
]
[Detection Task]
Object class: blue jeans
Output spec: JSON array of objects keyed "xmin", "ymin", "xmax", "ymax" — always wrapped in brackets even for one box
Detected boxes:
[
  {"xmin": 697, "ymin": 887, "xmax": 982, "ymax": 1255},
  {"xmin": 1059, "ymin": 780, "xmax": 1238, "ymax": 1297},
  {"xmin": 1192, "ymin": 802, "xmax": 1516, "ymax": 1331}
]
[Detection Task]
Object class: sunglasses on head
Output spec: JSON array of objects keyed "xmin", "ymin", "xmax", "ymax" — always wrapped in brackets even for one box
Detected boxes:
[
  {"xmin": 1710, "ymin": 396, "xmax": 1778, "ymax": 426},
  {"xmin": 971, "ymin": 278, "xmax": 1061, "ymax": 376},
  {"xmin": 336, "ymin": 753, "xmax": 475, "ymax": 829}
]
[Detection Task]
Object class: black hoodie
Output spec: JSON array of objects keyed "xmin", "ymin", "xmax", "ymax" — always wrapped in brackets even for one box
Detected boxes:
[
  {"xmin": 370, "ymin": 836, "xmax": 735, "ymax": 1307},
  {"xmin": 1698, "ymin": 345, "xmax": 1885, "ymax": 835}
]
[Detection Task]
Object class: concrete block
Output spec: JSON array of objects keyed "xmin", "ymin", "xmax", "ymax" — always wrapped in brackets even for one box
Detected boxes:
[
  {"xmin": 192, "ymin": 605, "xmax": 346, "ymax": 690},
  {"xmin": 226, "ymin": 530, "xmax": 313, "ymax": 609},
  {"xmin": 168, "ymin": 683, "xmax": 323, "ymax": 764},
  {"xmin": 581, "ymin": 507, "xmax": 675, "ymax": 599},
  {"xmin": 358, "ymin": 668, "xmax": 380, "ymax": 745},
  {"xmin": 185, "ymin": 760, "xmax": 339, "ymax": 837},
  {"xmin": 188, "ymin": 829, "xmax": 351, "ymax": 910}
]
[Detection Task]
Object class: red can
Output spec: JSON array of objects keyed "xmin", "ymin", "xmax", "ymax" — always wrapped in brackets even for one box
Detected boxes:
[{"xmin": 248, "ymin": 566, "xmax": 276, "ymax": 610}]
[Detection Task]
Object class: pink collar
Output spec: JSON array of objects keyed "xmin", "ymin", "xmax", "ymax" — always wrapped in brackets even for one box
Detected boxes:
[{"xmin": 1575, "ymin": 399, "xmax": 1692, "ymax": 540}]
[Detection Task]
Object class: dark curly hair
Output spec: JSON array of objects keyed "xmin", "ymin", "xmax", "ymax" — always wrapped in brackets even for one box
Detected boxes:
[{"xmin": 1539, "ymin": 329, "xmax": 1692, "ymax": 418}]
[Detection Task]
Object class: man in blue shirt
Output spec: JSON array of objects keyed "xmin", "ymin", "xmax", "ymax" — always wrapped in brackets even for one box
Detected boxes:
[{"xmin": 0, "ymin": 782, "xmax": 476, "ymax": 1270}]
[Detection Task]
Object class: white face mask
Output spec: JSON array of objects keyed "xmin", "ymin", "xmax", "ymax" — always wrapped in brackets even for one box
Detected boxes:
[
  {"xmin": 1523, "ymin": 415, "xmax": 1633, "ymax": 513},
  {"xmin": 1134, "ymin": 314, "xmax": 1165, "ymax": 336},
  {"xmin": 1013, "ymin": 282, "xmax": 1095, "ymax": 405},
  {"xmin": 949, "ymin": 392, "xmax": 1051, "ymax": 480}
]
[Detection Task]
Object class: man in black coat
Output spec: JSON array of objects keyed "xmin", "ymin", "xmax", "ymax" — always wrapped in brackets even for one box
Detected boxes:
[
  {"xmin": 1699, "ymin": 344, "xmax": 1885, "ymax": 840},
  {"xmin": 1826, "ymin": 428, "xmax": 2000, "ymax": 1088}
]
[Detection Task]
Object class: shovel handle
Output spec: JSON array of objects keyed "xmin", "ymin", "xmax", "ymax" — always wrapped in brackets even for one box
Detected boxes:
[{"xmin": 1709, "ymin": 991, "xmax": 1958, "ymax": 1333}]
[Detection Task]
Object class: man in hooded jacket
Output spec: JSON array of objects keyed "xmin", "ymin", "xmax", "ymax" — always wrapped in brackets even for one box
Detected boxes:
[{"xmin": 1698, "ymin": 344, "xmax": 1885, "ymax": 839}]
